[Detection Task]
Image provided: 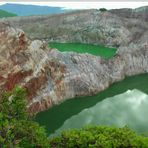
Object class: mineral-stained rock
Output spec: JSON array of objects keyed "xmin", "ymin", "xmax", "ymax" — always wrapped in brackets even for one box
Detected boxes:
[{"xmin": 0, "ymin": 20, "xmax": 148, "ymax": 114}]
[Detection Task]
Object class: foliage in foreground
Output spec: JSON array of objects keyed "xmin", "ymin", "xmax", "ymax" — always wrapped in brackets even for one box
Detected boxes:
[
  {"xmin": 0, "ymin": 87, "xmax": 49, "ymax": 148},
  {"xmin": 1, "ymin": 87, "xmax": 148, "ymax": 148},
  {"xmin": 49, "ymin": 125, "xmax": 148, "ymax": 148}
]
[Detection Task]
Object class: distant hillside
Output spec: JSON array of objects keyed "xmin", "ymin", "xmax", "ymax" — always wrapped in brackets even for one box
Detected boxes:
[
  {"xmin": 1, "ymin": 6, "xmax": 147, "ymax": 48},
  {"xmin": 0, "ymin": 9, "xmax": 17, "ymax": 18},
  {"xmin": 135, "ymin": 6, "xmax": 148, "ymax": 12},
  {"xmin": 0, "ymin": 3, "xmax": 68, "ymax": 16},
  {"xmin": 109, "ymin": 6, "xmax": 148, "ymax": 21}
]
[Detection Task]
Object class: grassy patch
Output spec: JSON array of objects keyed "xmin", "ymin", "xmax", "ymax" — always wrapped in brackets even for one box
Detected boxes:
[{"xmin": 49, "ymin": 42, "xmax": 117, "ymax": 58}]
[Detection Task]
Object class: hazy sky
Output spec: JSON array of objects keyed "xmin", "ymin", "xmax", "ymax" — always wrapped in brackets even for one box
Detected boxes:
[{"xmin": 0, "ymin": 2, "xmax": 148, "ymax": 10}]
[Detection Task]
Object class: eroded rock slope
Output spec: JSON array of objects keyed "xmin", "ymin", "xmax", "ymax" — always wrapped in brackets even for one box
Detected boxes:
[{"xmin": 0, "ymin": 22, "xmax": 148, "ymax": 114}]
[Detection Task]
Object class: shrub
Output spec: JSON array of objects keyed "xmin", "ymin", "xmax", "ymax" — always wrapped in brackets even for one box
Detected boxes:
[
  {"xmin": 99, "ymin": 8, "xmax": 107, "ymax": 12},
  {"xmin": 49, "ymin": 125, "xmax": 148, "ymax": 148}
]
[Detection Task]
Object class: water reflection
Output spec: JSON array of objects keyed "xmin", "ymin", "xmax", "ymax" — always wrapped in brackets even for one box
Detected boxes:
[
  {"xmin": 35, "ymin": 74, "xmax": 148, "ymax": 135},
  {"xmin": 53, "ymin": 89, "xmax": 148, "ymax": 135}
]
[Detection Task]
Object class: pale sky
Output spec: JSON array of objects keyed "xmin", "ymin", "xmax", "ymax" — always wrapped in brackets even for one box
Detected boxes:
[{"xmin": 0, "ymin": 2, "xmax": 148, "ymax": 10}]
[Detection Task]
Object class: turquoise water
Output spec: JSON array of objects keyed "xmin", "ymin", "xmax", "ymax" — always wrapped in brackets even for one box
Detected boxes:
[{"xmin": 35, "ymin": 74, "xmax": 148, "ymax": 135}]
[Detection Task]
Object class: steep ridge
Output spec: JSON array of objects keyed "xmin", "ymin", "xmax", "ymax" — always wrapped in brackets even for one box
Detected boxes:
[{"xmin": 0, "ymin": 22, "xmax": 147, "ymax": 114}]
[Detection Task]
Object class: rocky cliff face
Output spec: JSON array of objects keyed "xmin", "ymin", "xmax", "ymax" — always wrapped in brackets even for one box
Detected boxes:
[{"xmin": 0, "ymin": 22, "xmax": 148, "ymax": 114}]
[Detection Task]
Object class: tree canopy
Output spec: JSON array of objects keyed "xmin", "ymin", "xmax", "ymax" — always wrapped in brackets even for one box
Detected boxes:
[
  {"xmin": 49, "ymin": 125, "xmax": 148, "ymax": 148},
  {"xmin": 99, "ymin": 8, "xmax": 107, "ymax": 12},
  {"xmin": 0, "ymin": 87, "xmax": 49, "ymax": 148}
]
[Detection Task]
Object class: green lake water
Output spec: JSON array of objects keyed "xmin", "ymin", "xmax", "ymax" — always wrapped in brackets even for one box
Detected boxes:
[
  {"xmin": 53, "ymin": 89, "xmax": 148, "ymax": 136},
  {"xmin": 48, "ymin": 42, "xmax": 117, "ymax": 58},
  {"xmin": 35, "ymin": 74, "xmax": 148, "ymax": 135}
]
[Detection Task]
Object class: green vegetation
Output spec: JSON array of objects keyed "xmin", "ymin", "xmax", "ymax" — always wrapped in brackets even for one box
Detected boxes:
[
  {"xmin": 1, "ymin": 86, "xmax": 148, "ymax": 147},
  {"xmin": 0, "ymin": 87, "xmax": 49, "ymax": 148},
  {"xmin": 49, "ymin": 125, "xmax": 148, "ymax": 148},
  {"xmin": 0, "ymin": 9, "xmax": 17, "ymax": 18},
  {"xmin": 99, "ymin": 8, "xmax": 107, "ymax": 12},
  {"xmin": 49, "ymin": 42, "xmax": 117, "ymax": 58}
]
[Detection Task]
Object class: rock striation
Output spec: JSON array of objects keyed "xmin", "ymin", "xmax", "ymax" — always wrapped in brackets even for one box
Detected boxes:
[{"xmin": 0, "ymin": 22, "xmax": 148, "ymax": 114}]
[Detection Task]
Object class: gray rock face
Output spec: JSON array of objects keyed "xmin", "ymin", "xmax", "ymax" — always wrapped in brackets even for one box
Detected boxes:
[{"xmin": 25, "ymin": 43, "xmax": 148, "ymax": 114}]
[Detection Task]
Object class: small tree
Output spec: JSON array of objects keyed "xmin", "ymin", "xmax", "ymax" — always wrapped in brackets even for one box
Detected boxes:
[{"xmin": 99, "ymin": 8, "xmax": 107, "ymax": 12}]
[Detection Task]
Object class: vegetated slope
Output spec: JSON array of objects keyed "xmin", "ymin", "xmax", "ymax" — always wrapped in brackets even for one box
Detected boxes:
[
  {"xmin": 0, "ymin": 3, "xmax": 67, "ymax": 16},
  {"xmin": 110, "ymin": 6, "xmax": 148, "ymax": 21},
  {"xmin": 0, "ymin": 9, "xmax": 17, "ymax": 18},
  {"xmin": 0, "ymin": 9, "xmax": 130, "ymax": 47},
  {"xmin": 49, "ymin": 42, "xmax": 117, "ymax": 58},
  {"xmin": 1, "ymin": 6, "xmax": 147, "ymax": 48}
]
